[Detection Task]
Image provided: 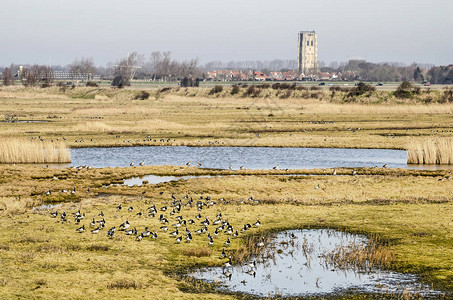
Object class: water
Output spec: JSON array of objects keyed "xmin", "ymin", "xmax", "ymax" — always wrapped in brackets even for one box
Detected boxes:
[
  {"xmin": 118, "ymin": 175, "xmax": 210, "ymax": 186},
  {"xmin": 190, "ymin": 229, "xmax": 443, "ymax": 298},
  {"xmin": 69, "ymin": 146, "xmax": 418, "ymax": 169}
]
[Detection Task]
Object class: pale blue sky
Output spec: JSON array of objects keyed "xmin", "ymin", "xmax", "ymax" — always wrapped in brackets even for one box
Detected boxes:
[{"xmin": 0, "ymin": 0, "xmax": 451, "ymax": 66}]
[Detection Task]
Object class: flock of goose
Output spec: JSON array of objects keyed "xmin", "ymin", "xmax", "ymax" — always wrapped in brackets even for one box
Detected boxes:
[{"xmin": 50, "ymin": 194, "xmax": 262, "ymax": 252}]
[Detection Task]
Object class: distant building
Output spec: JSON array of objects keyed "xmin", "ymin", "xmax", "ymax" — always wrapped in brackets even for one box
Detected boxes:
[
  {"xmin": 297, "ymin": 31, "xmax": 318, "ymax": 75},
  {"xmin": 53, "ymin": 71, "xmax": 99, "ymax": 81}
]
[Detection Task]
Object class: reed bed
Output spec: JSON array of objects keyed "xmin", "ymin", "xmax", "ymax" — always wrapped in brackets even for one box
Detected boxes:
[
  {"xmin": 407, "ymin": 138, "xmax": 453, "ymax": 164},
  {"xmin": 0, "ymin": 138, "xmax": 71, "ymax": 163}
]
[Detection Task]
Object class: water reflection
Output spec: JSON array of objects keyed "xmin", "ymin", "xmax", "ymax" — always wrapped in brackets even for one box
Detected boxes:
[
  {"xmin": 190, "ymin": 229, "xmax": 442, "ymax": 298},
  {"xmin": 69, "ymin": 146, "xmax": 415, "ymax": 169}
]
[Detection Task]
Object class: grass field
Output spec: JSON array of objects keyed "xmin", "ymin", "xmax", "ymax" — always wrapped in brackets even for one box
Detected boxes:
[{"xmin": 0, "ymin": 86, "xmax": 452, "ymax": 299}]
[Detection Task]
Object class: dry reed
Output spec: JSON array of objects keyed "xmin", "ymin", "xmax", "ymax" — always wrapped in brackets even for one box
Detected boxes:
[
  {"xmin": 407, "ymin": 138, "xmax": 453, "ymax": 164},
  {"xmin": 0, "ymin": 138, "xmax": 71, "ymax": 163}
]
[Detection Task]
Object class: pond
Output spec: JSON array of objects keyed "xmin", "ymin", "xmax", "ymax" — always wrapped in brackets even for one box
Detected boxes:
[
  {"xmin": 190, "ymin": 229, "xmax": 443, "ymax": 298},
  {"xmin": 69, "ymin": 146, "xmax": 425, "ymax": 169}
]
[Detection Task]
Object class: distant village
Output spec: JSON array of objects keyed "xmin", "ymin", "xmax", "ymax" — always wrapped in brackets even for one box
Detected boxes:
[{"xmin": 202, "ymin": 70, "xmax": 345, "ymax": 82}]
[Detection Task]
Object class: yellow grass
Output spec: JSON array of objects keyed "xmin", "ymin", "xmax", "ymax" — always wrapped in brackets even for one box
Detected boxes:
[
  {"xmin": 0, "ymin": 138, "xmax": 70, "ymax": 163},
  {"xmin": 407, "ymin": 138, "xmax": 453, "ymax": 164}
]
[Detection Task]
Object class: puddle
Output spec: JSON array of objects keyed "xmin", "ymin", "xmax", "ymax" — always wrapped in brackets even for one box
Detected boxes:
[
  {"xmin": 120, "ymin": 175, "xmax": 210, "ymax": 186},
  {"xmin": 113, "ymin": 174, "xmax": 315, "ymax": 187},
  {"xmin": 1, "ymin": 120, "xmax": 48, "ymax": 123},
  {"xmin": 190, "ymin": 229, "xmax": 443, "ymax": 298},
  {"xmin": 32, "ymin": 203, "xmax": 61, "ymax": 211}
]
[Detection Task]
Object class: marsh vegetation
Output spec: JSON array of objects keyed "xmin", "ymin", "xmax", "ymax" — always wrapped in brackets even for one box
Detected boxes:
[{"xmin": 0, "ymin": 86, "xmax": 452, "ymax": 299}]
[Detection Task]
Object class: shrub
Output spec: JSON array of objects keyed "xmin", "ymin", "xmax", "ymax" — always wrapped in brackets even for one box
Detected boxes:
[
  {"xmin": 347, "ymin": 82, "xmax": 376, "ymax": 97},
  {"xmin": 86, "ymin": 81, "xmax": 98, "ymax": 87},
  {"xmin": 394, "ymin": 81, "xmax": 413, "ymax": 99},
  {"xmin": 56, "ymin": 81, "xmax": 66, "ymax": 92},
  {"xmin": 279, "ymin": 90, "xmax": 292, "ymax": 99},
  {"xmin": 209, "ymin": 85, "xmax": 223, "ymax": 95},
  {"xmin": 134, "ymin": 91, "xmax": 150, "ymax": 100},
  {"xmin": 231, "ymin": 85, "xmax": 240, "ymax": 95},
  {"xmin": 439, "ymin": 88, "xmax": 453, "ymax": 103},
  {"xmin": 243, "ymin": 85, "xmax": 261, "ymax": 97}
]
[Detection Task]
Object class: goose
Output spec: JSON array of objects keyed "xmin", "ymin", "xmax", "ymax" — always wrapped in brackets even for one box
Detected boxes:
[
  {"xmin": 225, "ymin": 227, "xmax": 233, "ymax": 235},
  {"xmin": 253, "ymin": 220, "xmax": 261, "ymax": 228},
  {"xmin": 273, "ymin": 164, "xmax": 279, "ymax": 170},
  {"xmin": 239, "ymin": 166, "xmax": 244, "ymax": 170},
  {"xmin": 61, "ymin": 189, "xmax": 67, "ymax": 193},
  {"xmin": 228, "ymin": 165, "xmax": 233, "ymax": 170},
  {"xmin": 185, "ymin": 233, "xmax": 193, "ymax": 243},
  {"xmin": 232, "ymin": 230, "xmax": 239, "ymax": 238},
  {"xmin": 175, "ymin": 236, "xmax": 182, "ymax": 243},
  {"xmin": 223, "ymin": 257, "xmax": 232, "ymax": 268},
  {"xmin": 160, "ymin": 226, "xmax": 168, "ymax": 232},
  {"xmin": 90, "ymin": 218, "xmax": 96, "ymax": 227},
  {"xmin": 130, "ymin": 162, "xmax": 135, "ymax": 167},
  {"xmin": 160, "ymin": 206, "xmax": 167, "ymax": 212},
  {"xmin": 352, "ymin": 170, "xmax": 358, "ymax": 176},
  {"xmin": 383, "ymin": 164, "xmax": 388, "ymax": 168},
  {"xmin": 136, "ymin": 234, "xmax": 143, "ymax": 241},
  {"xmin": 290, "ymin": 232, "xmax": 297, "ymax": 239},
  {"xmin": 128, "ymin": 206, "xmax": 133, "ymax": 212},
  {"xmin": 125, "ymin": 227, "xmax": 136, "ymax": 235},
  {"xmin": 256, "ymin": 237, "xmax": 265, "ymax": 247},
  {"xmin": 71, "ymin": 187, "xmax": 76, "ymax": 195},
  {"xmin": 245, "ymin": 270, "xmax": 256, "ymax": 277},
  {"xmin": 151, "ymin": 232, "xmax": 157, "ymax": 239},
  {"xmin": 136, "ymin": 211, "xmax": 142, "ymax": 216},
  {"xmin": 223, "ymin": 271, "xmax": 232, "ymax": 280},
  {"xmin": 45, "ymin": 190, "xmax": 51, "ymax": 196},
  {"xmin": 196, "ymin": 162, "xmax": 201, "ymax": 167},
  {"xmin": 91, "ymin": 227, "xmax": 100, "ymax": 234},
  {"xmin": 208, "ymin": 235, "xmax": 214, "ymax": 245},
  {"xmin": 221, "ymin": 248, "xmax": 227, "ymax": 259},
  {"xmin": 245, "ymin": 261, "xmax": 256, "ymax": 269},
  {"xmin": 142, "ymin": 227, "xmax": 151, "ymax": 237},
  {"xmin": 195, "ymin": 213, "xmax": 202, "ymax": 220},
  {"xmin": 216, "ymin": 212, "xmax": 222, "ymax": 219},
  {"xmin": 186, "ymin": 161, "xmax": 191, "ymax": 166},
  {"xmin": 224, "ymin": 238, "xmax": 231, "ymax": 246},
  {"xmin": 172, "ymin": 222, "xmax": 181, "ymax": 228},
  {"xmin": 98, "ymin": 210, "xmax": 104, "ymax": 217},
  {"xmin": 60, "ymin": 215, "xmax": 67, "ymax": 222},
  {"xmin": 170, "ymin": 229, "xmax": 179, "ymax": 237},
  {"xmin": 50, "ymin": 211, "xmax": 58, "ymax": 218},
  {"xmin": 86, "ymin": 188, "xmax": 90, "ymax": 193},
  {"xmin": 139, "ymin": 160, "xmax": 145, "ymax": 166},
  {"xmin": 119, "ymin": 220, "xmax": 130, "ymax": 231},
  {"xmin": 76, "ymin": 225, "xmax": 85, "ymax": 233},
  {"xmin": 187, "ymin": 219, "xmax": 195, "ymax": 225},
  {"xmin": 332, "ymin": 169, "xmax": 337, "ymax": 175},
  {"xmin": 116, "ymin": 204, "xmax": 122, "ymax": 211}
]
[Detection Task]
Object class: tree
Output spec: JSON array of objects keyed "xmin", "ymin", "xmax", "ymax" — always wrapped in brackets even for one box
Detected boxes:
[
  {"xmin": 112, "ymin": 52, "xmax": 144, "ymax": 86},
  {"xmin": 413, "ymin": 67, "xmax": 424, "ymax": 82},
  {"xmin": 69, "ymin": 57, "xmax": 96, "ymax": 80},
  {"xmin": 2, "ymin": 68, "xmax": 14, "ymax": 86}
]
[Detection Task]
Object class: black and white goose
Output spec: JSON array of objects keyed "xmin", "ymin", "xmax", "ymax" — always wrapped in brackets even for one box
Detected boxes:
[
  {"xmin": 50, "ymin": 211, "xmax": 58, "ymax": 218},
  {"xmin": 125, "ymin": 227, "xmax": 137, "ymax": 235},
  {"xmin": 175, "ymin": 236, "xmax": 182, "ymax": 243},
  {"xmin": 224, "ymin": 238, "xmax": 231, "ymax": 246},
  {"xmin": 76, "ymin": 225, "xmax": 85, "ymax": 233},
  {"xmin": 253, "ymin": 220, "xmax": 261, "ymax": 228},
  {"xmin": 221, "ymin": 248, "xmax": 227, "ymax": 259},
  {"xmin": 119, "ymin": 220, "xmax": 130, "ymax": 231},
  {"xmin": 91, "ymin": 227, "xmax": 100, "ymax": 234},
  {"xmin": 90, "ymin": 218, "xmax": 96, "ymax": 227}
]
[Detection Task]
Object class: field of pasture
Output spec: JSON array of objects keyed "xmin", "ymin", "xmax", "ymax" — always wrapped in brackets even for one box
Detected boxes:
[{"xmin": 0, "ymin": 85, "xmax": 452, "ymax": 299}]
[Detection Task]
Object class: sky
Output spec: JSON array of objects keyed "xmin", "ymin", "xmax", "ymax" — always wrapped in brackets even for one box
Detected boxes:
[{"xmin": 0, "ymin": 0, "xmax": 452, "ymax": 67}]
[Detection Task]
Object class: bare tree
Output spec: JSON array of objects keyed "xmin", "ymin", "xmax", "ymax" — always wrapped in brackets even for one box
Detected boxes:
[
  {"xmin": 21, "ymin": 65, "xmax": 41, "ymax": 87},
  {"xmin": 2, "ymin": 68, "xmax": 14, "ymax": 86},
  {"xmin": 112, "ymin": 52, "xmax": 145, "ymax": 86},
  {"xmin": 69, "ymin": 57, "xmax": 96, "ymax": 80},
  {"xmin": 41, "ymin": 66, "xmax": 54, "ymax": 87}
]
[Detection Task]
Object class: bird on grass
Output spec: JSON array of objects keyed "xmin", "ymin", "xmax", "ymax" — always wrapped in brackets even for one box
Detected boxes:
[
  {"xmin": 50, "ymin": 211, "xmax": 58, "ymax": 218},
  {"xmin": 175, "ymin": 236, "xmax": 182, "ymax": 243},
  {"xmin": 224, "ymin": 238, "xmax": 231, "ymax": 246},
  {"xmin": 245, "ymin": 270, "xmax": 256, "ymax": 277},
  {"xmin": 221, "ymin": 248, "xmax": 227, "ymax": 259},
  {"xmin": 253, "ymin": 220, "xmax": 261, "ymax": 228},
  {"xmin": 76, "ymin": 225, "xmax": 85, "ymax": 233},
  {"xmin": 91, "ymin": 227, "xmax": 100, "ymax": 234}
]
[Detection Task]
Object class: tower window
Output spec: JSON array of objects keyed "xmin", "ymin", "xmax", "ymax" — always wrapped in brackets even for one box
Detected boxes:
[
  {"xmin": 307, "ymin": 41, "xmax": 309, "ymax": 46},
  {"xmin": 311, "ymin": 41, "xmax": 313, "ymax": 46}
]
